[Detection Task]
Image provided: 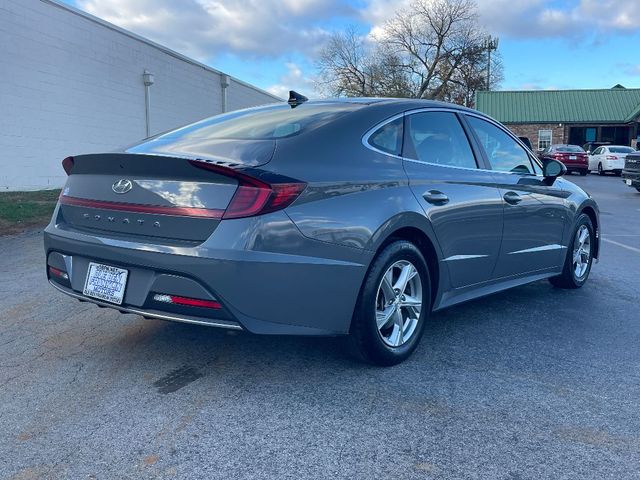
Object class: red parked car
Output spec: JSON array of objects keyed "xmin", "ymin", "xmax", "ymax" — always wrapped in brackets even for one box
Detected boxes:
[{"xmin": 539, "ymin": 144, "xmax": 589, "ymax": 175}]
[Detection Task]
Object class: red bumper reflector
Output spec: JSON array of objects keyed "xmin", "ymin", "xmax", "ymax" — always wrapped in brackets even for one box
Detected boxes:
[
  {"xmin": 49, "ymin": 266, "xmax": 69, "ymax": 280},
  {"xmin": 153, "ymin": 294, "xmax": 221, "ymax": 309},
  {"xmin": 59, "ymin": 195, "xmax": 224, "ymax": 219}
]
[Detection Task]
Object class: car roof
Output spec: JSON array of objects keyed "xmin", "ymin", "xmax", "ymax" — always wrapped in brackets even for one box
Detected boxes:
[{"xmin": 303, "ymin": 97, "xmax": 478, "ymax": 114}]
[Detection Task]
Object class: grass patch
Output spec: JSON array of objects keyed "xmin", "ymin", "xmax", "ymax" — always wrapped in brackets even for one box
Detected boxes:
[{"xmin": 0, "ymin": 189, "xmax": 61, "ymax": 236}]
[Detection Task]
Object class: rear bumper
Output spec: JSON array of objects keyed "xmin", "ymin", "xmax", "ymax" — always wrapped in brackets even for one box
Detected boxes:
[
  {"xmin": 44, "ymin": 209, "xmax": 369, "ymax": 336},
  {"xmin": 565, "ymin": 164, "xmax": 588, "ymax": 172},
  {"xmin": 48, "ymin": 280, "xmax": 242, "ymax": 330}
]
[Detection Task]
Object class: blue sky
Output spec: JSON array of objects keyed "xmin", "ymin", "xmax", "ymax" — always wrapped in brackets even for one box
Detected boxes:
[{"xmin": 61, "ymin": 0, "xmax": 640, "ymax": 98}]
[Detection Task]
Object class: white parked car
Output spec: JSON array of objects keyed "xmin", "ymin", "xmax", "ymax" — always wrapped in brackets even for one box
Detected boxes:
[{"xmin": 588, "ymin": 145, "xmax": 636, "ymax": 175}]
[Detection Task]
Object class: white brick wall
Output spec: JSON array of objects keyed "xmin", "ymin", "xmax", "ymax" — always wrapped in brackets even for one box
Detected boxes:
[{"xmin": 0, "ymin": 0, "xmax": 281, "ymax": 191}]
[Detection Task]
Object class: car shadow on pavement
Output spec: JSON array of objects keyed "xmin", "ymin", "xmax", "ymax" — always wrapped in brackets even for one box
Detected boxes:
[{"xmin": 92, "ymin": 277, "xmax": 594, "ymax": 393}]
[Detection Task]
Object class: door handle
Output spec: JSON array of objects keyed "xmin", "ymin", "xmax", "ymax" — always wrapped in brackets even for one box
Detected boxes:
[
  {"xmin": 503, "ymin": 191, "xmax": 522, "ymax": 205},
  {"xmin": 423, "ymin": 190, "xmax": 449, "ymax": 205}
]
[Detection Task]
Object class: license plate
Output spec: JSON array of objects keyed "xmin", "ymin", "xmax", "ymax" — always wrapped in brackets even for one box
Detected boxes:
[
  {"xmin": 569, "ymin": 155, "xmax": 577, "ymax": 160},
  {"xmin": 83, "ymin": 262, "xmax": 128, "ymax": 305},
  {"xmin": 626, "ymin": 179, "xmax": 633, "ymax": 186}
]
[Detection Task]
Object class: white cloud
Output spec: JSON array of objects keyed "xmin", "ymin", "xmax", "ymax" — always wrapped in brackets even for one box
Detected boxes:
[
  {"xmin": 620, "ymin": 64, "xmax": 640, "ymax": 76},
  {"xmin": 266, "ymin": 63, "xmax": 317, "ymax": 98},
  {"xmin": 519, "ymin": 83, "xmax": 560, "ymax": 90},
  {"xmin": 479, "ymin": 0, "xmax": 640, "ymax": 39},
  {"xmin": 75, "ymin": 0, "xmax": 640, "ymax": 67},
  {"xmin": 359, "ymin": 0, "xmax": 640, "ymax": 40},
  {"xmin": 78, "ymin": 0, "xmax": 354, "ymax": 60}
]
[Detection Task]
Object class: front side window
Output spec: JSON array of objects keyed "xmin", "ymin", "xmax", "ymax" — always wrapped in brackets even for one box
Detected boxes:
[
  {"xmin": 538, "ymin": 130, "xmax": 552, "ymax": 150},
  {"xmin": 593, "ymin": 147, "xmax": 603, "ymax": 155},
  {"xmin": 467, "ymin": 116, "xmax": 534, "ymax": 174},
  {"xmin": 367, "ymin": 117, "xmax": 403, "ymax": 155},
  {"xmin": 404, "ymin": 112, "xmax": 477, "ymax": 169}
]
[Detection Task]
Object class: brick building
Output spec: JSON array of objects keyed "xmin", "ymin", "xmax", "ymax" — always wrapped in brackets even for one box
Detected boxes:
[
  {"xmin": 476, "ymin": 87, "xmax": 640, "ymax": 152},
  {"xmin": 1, "ymin": 0, "xmax": 281, "ymax": 190}
]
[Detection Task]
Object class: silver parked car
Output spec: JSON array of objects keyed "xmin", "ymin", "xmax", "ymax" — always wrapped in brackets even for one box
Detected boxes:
[{"xmin": 44, "ymin": 95, "xmax": 600, "ymax": 365}]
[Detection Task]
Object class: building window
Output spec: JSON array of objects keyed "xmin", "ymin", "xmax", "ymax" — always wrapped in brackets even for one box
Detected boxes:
[{"xmin": 538, "ymin": 130, "xmax": 552, "ymax": 150}]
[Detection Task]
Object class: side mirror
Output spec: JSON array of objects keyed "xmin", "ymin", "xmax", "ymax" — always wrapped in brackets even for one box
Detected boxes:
[{"xmin": 543, "ymin": 159, "xmax": 566, "ymax": 184}]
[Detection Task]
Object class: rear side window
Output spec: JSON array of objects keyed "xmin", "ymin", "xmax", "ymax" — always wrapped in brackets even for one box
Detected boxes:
[
  {"xmin": 153, "ymin": 103, "xmax": 358, "ymax": 141},
  {"xmin": 466, "ymin": 116, "xmax": 534, "ymax": 174},
  {"xmin": 404, "ymin": 112, "xmax": 477, "ymax": 169},
  {"xmin": 367, "ymin": 117, "xmax": 403, "ymax": 155}
]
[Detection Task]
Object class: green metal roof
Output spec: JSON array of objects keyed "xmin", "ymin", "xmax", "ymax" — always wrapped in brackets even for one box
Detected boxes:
[{"xmin": 476, "ymin": 88, "xmax": 640, "ymax": 124}]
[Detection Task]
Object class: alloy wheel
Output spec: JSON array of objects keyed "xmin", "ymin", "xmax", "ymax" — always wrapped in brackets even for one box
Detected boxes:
[
  {"xmin": 375, "ymin": 260, "xmax": 423, "ymax": 347},
  {"xmin": 572, "ymin": 225, "xmax": 591, "ymax": 279}
]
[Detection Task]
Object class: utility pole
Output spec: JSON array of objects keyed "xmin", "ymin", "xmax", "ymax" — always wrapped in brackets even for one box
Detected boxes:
[{"xmin": 485, "ymin": 36, "xmax": 499, "ymax": 90}]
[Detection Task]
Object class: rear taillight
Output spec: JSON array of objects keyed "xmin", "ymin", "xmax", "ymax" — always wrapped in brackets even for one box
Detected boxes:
[
  {"xmin": 153, "ymin": 294, "xmax": 221, "ymax": 309},
  {"xmin": 49, "ymin": 266, "xmax": 69, "ymax": 280},
  {"xmin": 552, "ymin": 153, "xmax": 564, "ymax": 160},
  {"xmin": 62, "ymin": 156, "xmax": 74, "ymax": 175},
  {"xmin": 606, "ymin": 155, "xmax": 618, "ymax": 160},
  {"xmin": 189, "ymin": 160, "xmax": 306, "ymax": 219}
]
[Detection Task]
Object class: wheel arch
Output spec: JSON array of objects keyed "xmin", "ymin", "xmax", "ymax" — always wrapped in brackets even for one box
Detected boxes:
[
  {"xmin": 363, "ymin": 211, "xmax": 445, "ymax": 308},
  {"xmin": 378, "ymin": 226, "xmax": 441, "ymax": 306},
  {"xmin": 579, "ymin": 203, "xmax": 600, "ymax": 259}
]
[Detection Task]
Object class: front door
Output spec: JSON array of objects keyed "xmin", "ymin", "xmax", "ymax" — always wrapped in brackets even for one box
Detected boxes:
[
  {"xmin": 402, "ymin": 110, "xmax": 504, "ymax": 288},
  {"xmin": 464, "ymin": 115, "xmax": 568, "ymax": 279}
]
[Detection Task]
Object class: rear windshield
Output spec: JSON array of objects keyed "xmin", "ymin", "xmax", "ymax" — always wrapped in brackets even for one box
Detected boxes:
[
  {"xmin": 609, "ymin": 147, "xmax": 635, "ymax": 153},
  {"xmin": 557, "ymin": 145, "xmax": 584, "ymax": 152},
  {"xmin": 154, "ymin": 103, "xmax": 358, "ymax": 141}
]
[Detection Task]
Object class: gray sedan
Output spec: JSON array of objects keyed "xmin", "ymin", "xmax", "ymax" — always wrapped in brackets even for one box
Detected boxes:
[{"xmin": 44, "ymin": 96, "xmax": 600, "ymax": 365}]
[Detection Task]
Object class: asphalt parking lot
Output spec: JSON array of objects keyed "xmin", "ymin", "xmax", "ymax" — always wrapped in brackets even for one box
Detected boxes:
[{"xmin": 1, "ymin": 174, "xmax": 639, "ymax": 480}]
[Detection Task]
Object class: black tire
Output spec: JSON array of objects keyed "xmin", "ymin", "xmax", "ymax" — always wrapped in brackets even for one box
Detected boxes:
[
  {"xmin": 549, "ymin": 214, "xmax": 594, "ymax": 289},
  {"xmin": 636, "ymin": 187, "xmax": 640, "ymax": 193},
  {"xmin": 348, "ymin": 240, "xmax": 431, "ymax": 366},
  {"xmin": 580, "ymin": 169, "xmax": 588, "ymax": 176},
  {"xmin": 598, "ymin": 163, "xmax": 605, "ymax": 176}
]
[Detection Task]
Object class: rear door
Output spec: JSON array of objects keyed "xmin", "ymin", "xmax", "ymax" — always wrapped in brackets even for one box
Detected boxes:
[
  {"xmin": 463, "ymin": 114, "xmax": 568, "ymax": 278},
  {"xmin": 402, "ymin": 110, "xmax": 503, "ymax": 288}
]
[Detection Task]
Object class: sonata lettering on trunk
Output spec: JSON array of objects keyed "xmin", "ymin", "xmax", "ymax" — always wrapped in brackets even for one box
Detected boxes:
[{"xmin": 81, "ymin": 212, "xmax": 159, "ymax": 228}]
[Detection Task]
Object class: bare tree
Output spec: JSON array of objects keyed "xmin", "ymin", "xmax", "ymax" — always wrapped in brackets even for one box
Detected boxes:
[
  {"xmin": 315, "ymin": 28, "xmax": 414, "ymax": 98},
  {"xmin": 314, "ymin": 0, "xmax": 502, "ymax": 104},
  {"xmin": 443, "ymin": 50, "xmax": 503, "ymax": 106},
  {"xmin": 381, "ymin": 0, "xmax": 490, "ymax": 100},
  {"xmin": 315, "ymin": 28, "xmax": 369, "ymax": 97}
]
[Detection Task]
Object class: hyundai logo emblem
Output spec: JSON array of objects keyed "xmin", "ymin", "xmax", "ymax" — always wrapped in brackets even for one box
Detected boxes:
[{"xmin": 112, "ymin": 179, "xmax": 133, "ymax": 194}]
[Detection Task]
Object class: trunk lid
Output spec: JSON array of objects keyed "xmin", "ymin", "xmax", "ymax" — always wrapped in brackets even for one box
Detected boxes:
[
  {"xmin": 555, "ymin": 152, "xmax": 588, "ymax": 165},
  {"xmin": 59, "ymin": 153, "xmax": 241, "ymax": 243}
]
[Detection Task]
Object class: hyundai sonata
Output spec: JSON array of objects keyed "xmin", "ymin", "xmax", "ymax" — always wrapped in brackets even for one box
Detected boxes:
[{"xmin": 45, "ymin": 94, "xmax": 600, "ymax": 365}]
